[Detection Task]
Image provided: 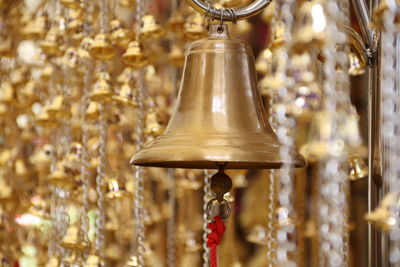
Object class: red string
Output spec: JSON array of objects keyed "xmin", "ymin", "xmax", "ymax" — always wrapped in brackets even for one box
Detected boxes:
[{"xmin": 207, "ymin": 216, "xmax": 226, "ymax": 267}]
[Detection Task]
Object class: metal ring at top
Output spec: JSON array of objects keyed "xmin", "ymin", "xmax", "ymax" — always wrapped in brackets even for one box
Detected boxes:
[{"xmin": 185, "ymin": 0, "xmax": 272, "ymax": 21}]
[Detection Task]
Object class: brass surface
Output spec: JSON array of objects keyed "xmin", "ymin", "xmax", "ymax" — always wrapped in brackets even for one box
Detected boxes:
[{"xmin": 131, "ymin": 24, "xmax": 305, "ymax": 169}]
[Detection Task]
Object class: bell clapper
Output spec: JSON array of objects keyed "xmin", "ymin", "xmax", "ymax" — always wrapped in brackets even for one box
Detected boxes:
[{"xmin": 206, "ymin": 163, "xmax": 233, "ymax": 221}]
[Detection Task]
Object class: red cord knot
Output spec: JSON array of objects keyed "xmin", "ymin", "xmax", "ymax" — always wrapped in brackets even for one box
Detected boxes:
[{"xmin": 207, "ymin": 216, "xmax": 226, "ymax": 247}]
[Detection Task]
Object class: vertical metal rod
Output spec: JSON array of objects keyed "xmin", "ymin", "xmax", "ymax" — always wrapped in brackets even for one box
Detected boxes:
[
  {"xmin": 350, "ymin": 0, "xmax": 374, "ymax": 49},
  {"xmin": 367, "ymin": 61, "xmax": 375, "ymax": 267}
]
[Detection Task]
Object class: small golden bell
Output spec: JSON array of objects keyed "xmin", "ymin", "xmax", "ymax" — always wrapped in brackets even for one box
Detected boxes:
[
  {"xmin": 261, "ymin": 1, "xmax": 276, "ymax": 23},
  {"xmin": 110, "ymin": 19, "xmax": 132, "ymax": 47},
  {"xmin": 41, "ymin": 65, "xmax": 54, "ymax": 81},
  {"xmin": 139, "ymin": 15, "xmax": 165, "ymax": 40},
  {"xmin": 246, "ymin": 225, "xmax": 267, "ymax": 245},
  {"xmin": 62, "ymin": 142, "xmax": 82, "ymax": 175},
  {"xmin": 276, "ymin": 206, "xmax": 295, "ymax": 228},
  {"xmin": 45, "ymin": 257, "xmax": 59, "ymax": 267},
  {"xmin": 0, "ymin": 36, "xmax": 13, "ymax": 57},
  {"xmin": 0, "ymin": 80, "xmax": 14, "ymax": 103},
  {"xmin": 15, "ymin": 158, "xmax": 28, "ymax": 178},
  {"xmin": 292, "ymin": 0, "xmax": 327, "ymax": 51},
  {"xmin": 119, "ymin": 0, "xmax": 135, "ymax": 7},
  {"xmin": 40, "ymin": 30, "xmax": 63, "ymax": 57},
  {"xmin": 66, "ymin": 11, "xmax": 82, "ymax": 36},
  {"xmin": 85, "ymin": 101, "xmax": 101, "ymax": 121},
  {"xmin": 48, "ymin": 168, "xmax": 75, "ymax": 189},
  {"xmin": 167, "ymin": 11, "xmax": 185, "ymax": 34},
  {"xmin": 84, "ymin": 254, "xmax": 102, "ymax": 267},
  {"xmin": 270, "ymin": 21, "xmax": 286, "ymax": 49},
  {"xmin": 90, "ymin": 72, "xmax": 114, "ymax": 103},
  {"xmin": 113, "ymin": 82, "xmax": 137, "ymax": 106},
  {"xmin": 105, "ymin": 178, "xmax": 131, "ymax": 200},
  {"xmin": 145, "ymin": 111, "xmax": 164, "ymax": 136},
  {"xmin": 365, "ymin": 193, "xmax": 400, "ymax": 231},
  {"xmin": 105, "ymin": 243, "xmax": 124, "ymax": 260},
  {"xmin": 78, "ymin": 38, "xmax": 94, "ymax": 60},
  {"xmin": 184, "ymin": 13, "xmax": 207, "ymax": 40},
  {"xmin": 348, "ymin": 52, "xmax": 366, "ymax": 76},
  {"xmin": 300, "ymin": 112, "xmax": 344, "ymax": 162},
  {"xmin": 0, "ymin": 177, "xmax": 13, "ymax": 201},
  {"xmin": 35, "ymin": 108, "xmax": 60, "ymax": 129},
  {"xmin": 63, "ymin": 47, "xmax": 79, "ymax": 69},
  {"xmin": 123, "ymin": 41, "xmax": 148, "ymax": 68},
  {"xmin": 21, "ymin": 15, "xmax": 48, "ymax": 40},
  {"xmin": 47, "ymin": 95, "xmax": 72, "ymax": 119},
  {"xmin": 348, "ymin": 155, "xmax": 368, "ymax": 180},
  {"xmin": 60, "ymin": 0, "xmax": 81, "ymax": 9},
  {"xmin": 10, "ymin": 68, "xmax": 28, "ymax": 86},
  {"xmin": 117, "ymin": 67, "xmax": 134, "ymax": 83},
  {"xmin": 19, "ymin": 80, "xmax": 38, "ymax": 104},
  {"xmin": 255, "ymin": 48, "xmax": 273, "ymax": 75},
  {"xmin": 89, "ymin": 33, "xmax": 115, "ymax": 60},
  {"xmin": 125, "ymin": 255, "xmax": 139, "ymax": 267},
  {"xmin": 233, "ymin": 20, "xmax": 253, "ymax": 35},
  {"xmin": 61, "ymin": 225, "xmax": 90, "ymax": 249},
  {"xmin": 168, "ymin": 44, "xmax": 185, "ymax": 67}
]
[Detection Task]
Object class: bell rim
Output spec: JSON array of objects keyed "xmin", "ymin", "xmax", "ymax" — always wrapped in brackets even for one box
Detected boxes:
[{"xmin": 131, "ymin": 134, "xmax": 306, "ymax": 169}]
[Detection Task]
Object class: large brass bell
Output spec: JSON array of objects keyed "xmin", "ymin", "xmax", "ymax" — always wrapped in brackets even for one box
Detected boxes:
[
  {"xmin": 123, "ymin": 41, "xmax": 148, "ymax": 68},
  {"xmin": 131, "ymin": 24, "xmax": 305, "ymax": 169},
  {"xmin": 90, "ymin": 72, "xmax": 113, "ymax": 103},
  {"xmin": 348, "ymin": 155, "xmax": 368, "ymax": 180},
  {"xmin": 89, "ymin": 33, "xmax": 115, "ymax": 60},
  {"xmin": 139, "ymin": 15, "xmax": 165, "ymax": 40}
]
